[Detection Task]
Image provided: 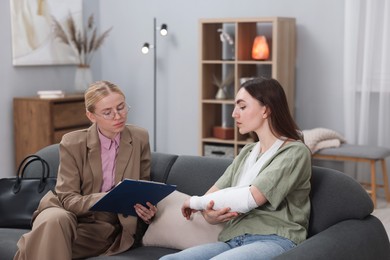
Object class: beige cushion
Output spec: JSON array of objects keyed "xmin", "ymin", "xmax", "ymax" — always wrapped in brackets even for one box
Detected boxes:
[
  {"xmin": 142, "ymin": 190, "xmax": 224, "ymax": 250},
  {"xmin": 313, "ymin": 139, "xmax": 341, "ymax": 152},
  {"xmin": 302, "ymin": 128, "xmax": 345, "ymax": 153}
]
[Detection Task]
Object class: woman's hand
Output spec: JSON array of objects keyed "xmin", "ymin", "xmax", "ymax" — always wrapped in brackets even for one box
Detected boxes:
[
  {"xmin": 201, "ymin": 200, "xmax": 238, "ymax": 225},
  {"xmin": 182, "ymin": 197, "xmax": 238, "ymax": 224},
  {"xmin": 134, "ymin": 202, "xmax": 158, "ymax": 224},
  {"xmin": 181, "ymin": 197, "xmax": 198, "ymax": 220}
]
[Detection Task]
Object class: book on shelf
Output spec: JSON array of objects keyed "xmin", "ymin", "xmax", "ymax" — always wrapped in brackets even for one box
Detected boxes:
[
  {"xmin": 37, "ymin": 90, "xmax": 65, "ymax": 99},
  {"xmin": 90, "ymin": 179, "xmax": 176, "ymax": 216}
]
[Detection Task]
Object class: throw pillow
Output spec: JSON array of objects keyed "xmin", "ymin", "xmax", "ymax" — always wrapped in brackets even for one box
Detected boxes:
[
  {"xmin": 142, "ymin": 190, "xmax": 224, "ymax": 250},
  {"xmin": 313, "ymin": 139, "xmax": 341, "ymax": 152},
  {"xmin": 302, "ymin": 128, "xmax": 346, "ymax": 153}
]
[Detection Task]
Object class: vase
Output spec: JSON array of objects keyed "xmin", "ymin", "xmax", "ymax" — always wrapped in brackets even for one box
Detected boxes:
[
  {"xmin": 74, "ymin": 65, "xmax": 93, "ymax": 92},
  {"xmin": 215, "ymin": 88, "xmax": 227, "ymax": 100}
]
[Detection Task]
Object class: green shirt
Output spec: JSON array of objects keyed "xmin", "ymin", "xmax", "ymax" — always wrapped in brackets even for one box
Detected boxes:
[{"xmin": 215, "ymin": 141, "xmax": 311, "ymax": 245}]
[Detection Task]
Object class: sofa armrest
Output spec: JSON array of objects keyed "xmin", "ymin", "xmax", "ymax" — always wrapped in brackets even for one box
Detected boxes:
[{"xmin": 274, "ymin": 216, "xmax": 390, "ymax": 260}]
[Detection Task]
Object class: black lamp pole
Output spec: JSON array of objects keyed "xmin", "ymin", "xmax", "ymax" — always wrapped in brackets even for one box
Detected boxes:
[
  {"xmin": 142, "ymin": 17, "xmax": 167, "ymax": 152},
  {"xmin": 153, "ymin": 17, "xmax": 157, "ymax": 152}
]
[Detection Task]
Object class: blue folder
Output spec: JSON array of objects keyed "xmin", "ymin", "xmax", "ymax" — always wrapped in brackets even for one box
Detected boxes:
[{"xmin": 90, "ymin": 179, "xmax": 176, "ymax": 216}]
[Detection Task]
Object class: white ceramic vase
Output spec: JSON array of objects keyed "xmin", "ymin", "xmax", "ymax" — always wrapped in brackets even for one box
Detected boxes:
[
  {"xmin": 215, "ymin": 87, "xmax": 227, "ymax": 100},
  {"xmin": 74, "ymin": 65, "xmax": 93, "ymax": 92}
]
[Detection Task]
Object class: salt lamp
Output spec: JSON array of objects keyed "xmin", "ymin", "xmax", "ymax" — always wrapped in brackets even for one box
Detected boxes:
[{"xmin": 251, "ymin": 36, "xmax": 270, "ymax": 60}]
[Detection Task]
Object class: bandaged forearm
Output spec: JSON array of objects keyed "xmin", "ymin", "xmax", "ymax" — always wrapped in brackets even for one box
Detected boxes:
[{"xmin": 189, "ymin": 186, "xmax": 258, "ymax": 213}]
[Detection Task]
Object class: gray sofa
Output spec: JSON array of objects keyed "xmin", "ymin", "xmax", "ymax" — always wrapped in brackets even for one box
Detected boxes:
[{"xmin": 1, "ymin": 144, "xmax": 390, "ymax": 259}]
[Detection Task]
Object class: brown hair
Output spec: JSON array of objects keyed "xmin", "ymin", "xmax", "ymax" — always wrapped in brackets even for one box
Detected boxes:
[
  {"xmin": 242, "ymin": 77, "xmax": 303, "ymax": 141},
  {"xmin": 84, "ymin": 81, "xmax": 125, "ymax": 113}
]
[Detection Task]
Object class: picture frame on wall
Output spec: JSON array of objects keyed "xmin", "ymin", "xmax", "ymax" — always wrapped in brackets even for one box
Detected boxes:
[{"xmin": 10, "ymin": 0, "xmax": 82, "ymax": 66}]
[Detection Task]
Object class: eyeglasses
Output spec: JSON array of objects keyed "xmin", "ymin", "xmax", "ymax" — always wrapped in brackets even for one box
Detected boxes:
[{"xmin": 94, "ymin": 104, "xmax": 131, "ymax": 120}]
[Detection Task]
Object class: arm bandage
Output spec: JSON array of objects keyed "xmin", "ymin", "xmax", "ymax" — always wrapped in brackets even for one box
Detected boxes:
[{"xmin": 190, "ymin": 186, "xmax": 258, "ymax": 213}]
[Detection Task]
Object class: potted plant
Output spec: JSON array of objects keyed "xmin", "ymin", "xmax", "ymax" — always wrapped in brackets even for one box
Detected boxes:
[{"xmin": 52, "ymin": 13, "xmax": 112, "ymax": 91}]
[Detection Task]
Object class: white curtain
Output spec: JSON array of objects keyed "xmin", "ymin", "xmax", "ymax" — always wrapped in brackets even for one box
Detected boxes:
[
  {"xmin": 344, "ymin": 0, "xmax": 390, "ymax": 147},
  {"xmin": 343, "ymin": 0, "xmax": 390, "ymax": 193}
]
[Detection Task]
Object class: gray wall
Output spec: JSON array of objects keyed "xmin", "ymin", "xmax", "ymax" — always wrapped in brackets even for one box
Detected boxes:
[
  {"xmin": 1, "ymin": 0, "xmax": 345, "ymax": 177},
  {"xmin": 99, "ymin": 0, "xmax": 345, "ymax": 154}
]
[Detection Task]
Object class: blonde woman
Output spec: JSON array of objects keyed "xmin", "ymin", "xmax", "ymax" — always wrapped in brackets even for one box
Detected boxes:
[{"xmin": 15, "ymin": 81, "xmax": 154, "ymax": 259}]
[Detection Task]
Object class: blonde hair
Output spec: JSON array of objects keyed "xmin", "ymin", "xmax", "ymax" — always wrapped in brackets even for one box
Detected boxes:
[{"xmin": 85, "ymin": 81, "xmax": 125, "ymax": 113}]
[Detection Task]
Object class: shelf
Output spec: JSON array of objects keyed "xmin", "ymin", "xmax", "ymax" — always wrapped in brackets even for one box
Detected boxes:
[
  {"xmin": 201, "ymin": 60, "xmax": 236, "ymax": 64},
  {"xmin": 199, "ymin": 17, "xmax": 296, "ymax": 158},
  {"xmin": 202, "ymin": 138, "xmax": 235, "ymax": 144},
  {"xmin": 202, "ymin": 100, "xmax": 235, "ymax": 104}
]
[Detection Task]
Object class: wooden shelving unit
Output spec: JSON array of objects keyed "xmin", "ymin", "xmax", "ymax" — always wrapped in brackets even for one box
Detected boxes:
[{"xmin": 199, "ymin": 17, "xmax": 296, "ymax": 158}]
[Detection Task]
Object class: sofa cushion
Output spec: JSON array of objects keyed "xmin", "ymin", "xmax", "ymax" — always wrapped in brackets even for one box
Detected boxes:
[
  {"xmin": 166, "ymin": 155, "xmax": 232, "ymax": 196},
  {"xmin": 0, "ymin": 228, "xmax": 29, "ymax": 259},
  {"xmin": 87, "ymin": 246, "xmax": 179, "ymax": 260},
  {"xmin": 151, "ymin": 152, "xmax": 178, "ymax": 183},
  {"xmin": 309, "ymin": 166, "xmax": 374, "ymax": 236},
  {"xmin": 23, "ymin": 144, "xmax": 60, "ymax": 178},
  {"xmin": 142, "ymin": 190, "xmax": 224, "ymax": 250}
]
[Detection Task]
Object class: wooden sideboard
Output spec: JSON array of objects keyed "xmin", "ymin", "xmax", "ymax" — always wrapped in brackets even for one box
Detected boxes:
[{"xmin": 13, "ymin": 94, "xmax": 91, "ymax": 167}]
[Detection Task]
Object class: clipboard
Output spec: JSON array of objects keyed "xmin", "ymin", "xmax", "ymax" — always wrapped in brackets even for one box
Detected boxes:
[{"xmin": 90, "ymin": 179, "xmax": 176, "ymax": 216}]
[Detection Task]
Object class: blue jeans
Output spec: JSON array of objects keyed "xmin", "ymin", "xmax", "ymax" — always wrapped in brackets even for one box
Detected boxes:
[{"xmin": 160, "ymin": 234, "xmax": 296, "ymax": 260}]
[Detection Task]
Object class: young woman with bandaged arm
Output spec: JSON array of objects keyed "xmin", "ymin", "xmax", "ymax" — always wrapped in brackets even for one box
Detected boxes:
[{"xmin": 161, "ymin": 78, "xmax": 311, "ymax": 260}]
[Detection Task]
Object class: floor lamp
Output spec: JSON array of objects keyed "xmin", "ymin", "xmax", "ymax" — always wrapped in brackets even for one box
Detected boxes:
[{"xmin": 142, "ymin": 18, "xmax": 168, "ymax": 152}]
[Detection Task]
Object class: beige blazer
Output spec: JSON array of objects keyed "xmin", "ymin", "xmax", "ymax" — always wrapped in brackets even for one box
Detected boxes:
[{"xmin": 34, "ymin": 123, "xmax": 151, "ymax": 255}]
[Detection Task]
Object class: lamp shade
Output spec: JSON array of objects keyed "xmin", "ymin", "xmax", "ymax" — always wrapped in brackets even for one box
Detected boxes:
[
  {"xmin": 251, "ymin": 36, "xmax": 269, "ymax": 60},
  {"xmin": 160, "ymin": 24, "xmax": 168, "ymax": 36},
  {"xmin": 141, "ymin": 43, "xmax": 150, "ymax": 54}
]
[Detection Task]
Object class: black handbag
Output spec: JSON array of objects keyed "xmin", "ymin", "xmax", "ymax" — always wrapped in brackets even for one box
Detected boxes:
[{"xmin": 0, "ymin": 155, "xmax": 57, "ymax": 229}]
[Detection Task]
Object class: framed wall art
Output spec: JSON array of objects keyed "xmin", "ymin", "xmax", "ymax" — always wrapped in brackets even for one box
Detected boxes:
[{"xmin": 10, "ymin": 0, "xmax": 82, "ymax": 66}]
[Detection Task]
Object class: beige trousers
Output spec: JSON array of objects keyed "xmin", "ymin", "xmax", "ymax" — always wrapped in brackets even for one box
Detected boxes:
[{"xmin": 14, "ymin": 207, "xmax": 120, "ymax": 260}]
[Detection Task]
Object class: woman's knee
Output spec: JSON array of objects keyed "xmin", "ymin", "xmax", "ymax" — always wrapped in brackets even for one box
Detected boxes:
[{"xmin": 33, "ymin": 207, "xmax": 76, "ymax": 229}]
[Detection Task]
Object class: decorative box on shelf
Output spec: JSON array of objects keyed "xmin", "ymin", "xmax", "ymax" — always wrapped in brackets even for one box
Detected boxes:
[
  {"xmin": 204, "ymin": 144, "xmax": 234, "ymax": 159},
  {"xmin": 213, "ymin": 126, "xmax": 234, "ymax": 140}
]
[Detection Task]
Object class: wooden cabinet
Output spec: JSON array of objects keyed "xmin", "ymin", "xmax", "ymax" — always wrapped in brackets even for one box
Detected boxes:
[
  {"xmin": 199, "ymin": 17, "xmax": 296, "ymax": 158},
  {"xmin": 13, "ymin": 94, "xmax": 91, "ymax": 167}
]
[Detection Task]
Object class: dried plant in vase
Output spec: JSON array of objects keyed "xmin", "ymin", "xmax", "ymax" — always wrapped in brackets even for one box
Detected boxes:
[
  {"xmin": 212, "ymin": 71, "xmax": 234, "ymax": 100},
  {"xmin": 51, "ymin": 13, "xmax": 112, "ymax": 66}
]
